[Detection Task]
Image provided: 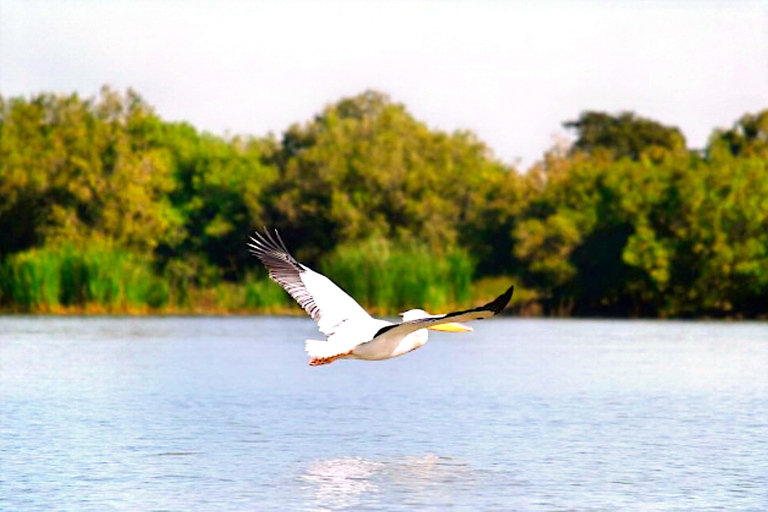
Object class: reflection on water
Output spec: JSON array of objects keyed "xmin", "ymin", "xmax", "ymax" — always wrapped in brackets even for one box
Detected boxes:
[
  {"xmin": 302, "ymin": 454, "xmax": 478, "ymax": 511},
  {"xmin": 302, "ymin": 457, "xmax": 385, "ymax": 510}
]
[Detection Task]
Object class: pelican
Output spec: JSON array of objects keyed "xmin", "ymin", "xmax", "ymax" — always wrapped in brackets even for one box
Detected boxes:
[{"xmin": 247, "ymin": 229, "xmax": 514, "ymax": 366}]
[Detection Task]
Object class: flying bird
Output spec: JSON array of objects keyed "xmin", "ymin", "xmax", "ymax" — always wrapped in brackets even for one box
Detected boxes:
[{"xmin": 248, "ymin": 229, "xmax": 514, "ymax": 366}]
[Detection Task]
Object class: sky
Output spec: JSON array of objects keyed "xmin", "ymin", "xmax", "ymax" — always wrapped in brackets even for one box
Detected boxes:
[{"xmin": 1, "ymin": 0, "xmax": 767, "ymax": 167}]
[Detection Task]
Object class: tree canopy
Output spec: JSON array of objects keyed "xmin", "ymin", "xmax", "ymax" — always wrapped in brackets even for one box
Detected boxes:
[
  {"xmin": 265, "ymin": 90, "xmax": 521, "ymax": 267},
  {"xmin": 708, "ymin": 109, "xmax": 768, "ymax": 159},
  {"xmin": 1, "ymin": 87, "xmax": 766, "ymax": 317},
  {"xmin": 564, "ymin": 111, "xmax": 686, "ymax": 161}
]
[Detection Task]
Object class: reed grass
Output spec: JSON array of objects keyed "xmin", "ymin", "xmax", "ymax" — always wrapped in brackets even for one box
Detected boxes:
[
  {"xmin": 319, "ymin": 237, "xmax": 475, "ymax": 313},
  {"xmin": 0, "ymin": 245, "xmax": 155, "ymax": 312},
  {"xmin": 243, "ymin": 277, "xmax": 291, "ymax": 311},
  {"xmin": 0, "ymin": 240, "xmax": 517, "ymax": 315}
]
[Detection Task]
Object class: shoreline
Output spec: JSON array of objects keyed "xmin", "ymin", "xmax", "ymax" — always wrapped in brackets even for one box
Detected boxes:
[{"xmin": 1, "ymin": 308, "xmax": 764, "ymax": 321}]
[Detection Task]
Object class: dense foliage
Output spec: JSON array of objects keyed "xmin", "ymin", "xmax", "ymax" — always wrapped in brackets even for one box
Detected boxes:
[{"xmin": 1, "ymin": 87, "xmax": 766, "ymax": 317}]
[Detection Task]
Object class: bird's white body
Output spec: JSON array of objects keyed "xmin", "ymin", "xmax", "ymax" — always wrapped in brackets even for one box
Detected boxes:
[
  {"xmin": 351, "ymin": 328, "xmax": 429, "ymax": 360},
  {"xmin": 304, "ymin": 306, "xmax": 432, "ymax": 362},
  {"xmin": 248, "ymin": 230, "xmax": 513, "ymax": 366}
]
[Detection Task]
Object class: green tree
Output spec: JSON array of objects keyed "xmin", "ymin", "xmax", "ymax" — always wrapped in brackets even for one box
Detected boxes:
[
  {"xmin": 515, "ymin": 149, "xmax": 683, "ymax": 316},
  {"xmin": 708, "ymin": 109, "xmax": 768, "ymax": 159},
  {"xmin": 661, "ymin": 154, "xmax": 768, "ymax": 316},
  {"xmin": 564, "ymin": 111, "xmax": 686, "ymax": 161},
  {"xmin": 0, "ymin": 87, "xmax": 180, "ymax": 255},
  {"xmin": 266, "ymin": 90, "xmax": 521, "ymax": 270},
  {"xmin": 3, "ymin": 85, "xmax": 766, "ymax": 318},
  {"xmin": 159, "ymin": 126, "xmax": 277, "ymax": 280}
]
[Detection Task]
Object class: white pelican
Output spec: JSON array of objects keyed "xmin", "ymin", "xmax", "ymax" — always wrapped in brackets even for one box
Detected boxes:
[{"xmin": 248, "ymin": 229, "xmax": 514, "ymax": 366}]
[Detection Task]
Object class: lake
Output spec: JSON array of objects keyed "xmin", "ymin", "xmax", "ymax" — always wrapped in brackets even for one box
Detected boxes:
[{"xmin": 1, "ymin": 317, "xmax": 767, "ymax": 511}]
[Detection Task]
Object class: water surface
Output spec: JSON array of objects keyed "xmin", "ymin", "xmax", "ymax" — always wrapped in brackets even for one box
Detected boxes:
[{"xmin": 1, "ymin": 317, "xmax": 767, "ymax": 510}]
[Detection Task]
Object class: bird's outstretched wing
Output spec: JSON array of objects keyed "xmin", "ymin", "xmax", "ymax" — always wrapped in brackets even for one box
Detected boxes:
[
  {"xmin": 372, "ymin": 285, "xmax": 514, "ymax": 341},
  {"xmin": 247, "ymin": 229, "xmax": 373, "ymax": 336}
]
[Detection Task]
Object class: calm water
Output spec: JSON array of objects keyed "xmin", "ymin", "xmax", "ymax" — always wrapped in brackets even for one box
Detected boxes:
[{"xmin": 1, "ymin": 317, "xmax": 767, "ymax": 511}]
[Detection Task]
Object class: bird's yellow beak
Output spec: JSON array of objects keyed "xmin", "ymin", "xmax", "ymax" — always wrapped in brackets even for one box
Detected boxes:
[{"xmin": 428, "ymin": 322, "xmax": 473, "ymax": 332}]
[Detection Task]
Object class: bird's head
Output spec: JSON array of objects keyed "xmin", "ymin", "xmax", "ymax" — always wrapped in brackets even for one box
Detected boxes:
[{"xmin": 399, "ymin": 309, "xmax": 473, "ymax": 332}]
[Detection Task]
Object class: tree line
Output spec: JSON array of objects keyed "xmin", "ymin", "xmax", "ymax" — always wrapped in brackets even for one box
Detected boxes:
[{"xmin": 1, "ymin": 86, "xmax": 766, "ymax": 317}]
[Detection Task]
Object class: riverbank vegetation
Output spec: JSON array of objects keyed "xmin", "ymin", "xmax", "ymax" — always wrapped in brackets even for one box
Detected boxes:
[{"xmin": 1, "ymin": 87, "xmax": 766, "ymax": 317}]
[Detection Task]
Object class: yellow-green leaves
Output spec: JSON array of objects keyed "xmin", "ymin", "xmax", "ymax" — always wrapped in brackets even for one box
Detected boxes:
[{"xmin": 1, "ymin": 87, "xmax": 767, "ymax": 317}]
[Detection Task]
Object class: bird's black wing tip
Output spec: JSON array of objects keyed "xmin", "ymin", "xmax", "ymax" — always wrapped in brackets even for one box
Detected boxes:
[
  {"xmin": 247, "ymin": 227, "xmax": 308, "ymax": 279},
  {"xmin": 484, "ymin": 285, "xmax": 514, "ymax": 316},
  {"xmin": 248, "ymin": 228, "xmax": 286, "ymax": 255}
]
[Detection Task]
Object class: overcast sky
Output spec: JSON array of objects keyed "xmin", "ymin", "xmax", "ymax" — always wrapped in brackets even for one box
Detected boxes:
[{"xmin": 1, "ymin": 0, "xmax": 767, "ymax": 167}]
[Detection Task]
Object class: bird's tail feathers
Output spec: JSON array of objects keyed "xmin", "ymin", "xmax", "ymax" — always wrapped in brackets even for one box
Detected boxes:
[
  {"xmin": 305, "ymin": 339, "xmax": 354, "ymax": 366},
  {"xmin": 305, "ymin": 339, "xmax": 350, "ymax": 359}
]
